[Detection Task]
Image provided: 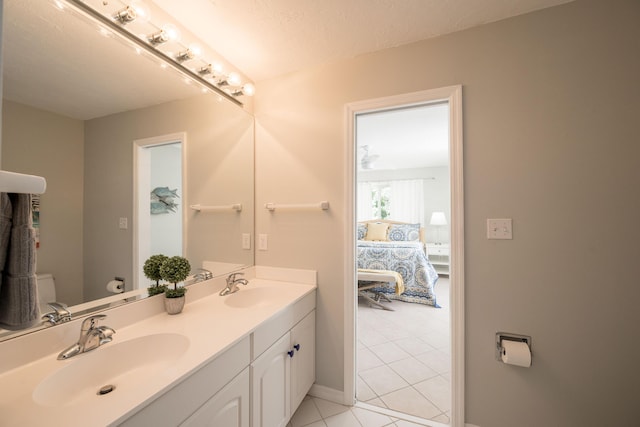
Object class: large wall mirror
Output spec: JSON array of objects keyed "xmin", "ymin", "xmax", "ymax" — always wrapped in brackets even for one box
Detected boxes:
[{"xmin": 0, "ymin": 0, "xmax": 255, "ymax": 339}]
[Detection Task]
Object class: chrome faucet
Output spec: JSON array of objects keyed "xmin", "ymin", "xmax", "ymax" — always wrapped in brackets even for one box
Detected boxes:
[
  {"xmin": 219, "ymin": 272, "xmax": 248, "ymax": 296},
  {"xmin": 42, "ymin": 302, "xmax": 72, "ymax": 325},
  {"xmin": 186, "ymin": 268, "xmax": 213, "ymax": 285},
  {"xmin": 57, "ymin": 314, "xmax": 116, "ymax": 360}
]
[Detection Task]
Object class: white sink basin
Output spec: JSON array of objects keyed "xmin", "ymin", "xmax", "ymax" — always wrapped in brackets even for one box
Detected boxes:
[
  {"xmin": 224, "ymin": 287, "xmax": 275, "ymax": 308},
  {"xmin": 33, "ymin": 333, "xmax": 189, "ymax": 407}
]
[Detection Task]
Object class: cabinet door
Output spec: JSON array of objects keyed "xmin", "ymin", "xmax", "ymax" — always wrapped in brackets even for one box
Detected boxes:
[
  {"xmin": 290, "ymin": 310, "xmax": 315, "ymax": 411},
  {"xmin": 251, "ymin": 333, "xmax": 291, "ymax": 427},
  {"xmin": 181, "ymin": 368, "xmax": 250, "ymax": 427}
]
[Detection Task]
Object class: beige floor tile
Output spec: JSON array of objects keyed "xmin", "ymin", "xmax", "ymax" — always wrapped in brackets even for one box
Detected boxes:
[
  {"xmin": 379, "ymin": 387, "xmax": 442, "ymax": 420},
  {"xmin": 358, "ymin": 365, "xmax": 410, "ymax": 396},
  {"xmin": 291, "ymin": 398, "xmax": 323, "ymax": 427},
  {"xmin": 359, "ymin": 328, "xmax": 389, "ymax": 347},
  {"xmin": 431, "ymin": 412, "xmax": 450, "ymax": 424},
  {"xmin": 358, "ymin": 346, "xmax": 386, "ymax": 371},
  {"xmin": 363, "ymin": 397, "xmax": 387, "ymax": 408},
  {"xmin": 323, "ymin": 410, "xmax": 362, "ymax": 427},
  {"xmin": 312, "ymin": 397, "xmax": 351, "ymax": 419},
  {"xmin": 392, "ymin": 337, "xmax": 435, "ymax": 356},
  {"xmin": 414, "ymin": 375, "xmax": 451, "ymax": 412},
  {"xmin": 356, "ymin": 376, "xmax": 377, "ymax": 401},
  {"xmin": 414, "ymin": 349, "xmax": 450, "ymax": 374},
  {"xmin": 387, "ymin": 357, "xmax": 439, "ymax": 385},
  {"xmin": 351, "ymin": 407, "xmax": 395, "ymax": 427},
  {"xmin": 368, "ymin": 341, "xmax": 412, "ymax": 364}
]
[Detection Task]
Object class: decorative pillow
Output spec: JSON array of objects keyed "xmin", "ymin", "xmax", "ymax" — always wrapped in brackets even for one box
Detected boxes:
[
  {"xmin": 357, "ymin": 224, "xmax": 367, "ymax": 240},
  {"xmin": 365, "ymin": 222, "xmax": 390, "ymax": 241},
  {"xmin": 388, "ymin": 223, "xmax": 421, "ymax": 242}
]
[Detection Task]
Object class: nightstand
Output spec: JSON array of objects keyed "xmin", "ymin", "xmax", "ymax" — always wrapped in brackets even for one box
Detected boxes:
[{"xmin": 426, "ymin": 243, "xmax": 450, "ymax": 276}]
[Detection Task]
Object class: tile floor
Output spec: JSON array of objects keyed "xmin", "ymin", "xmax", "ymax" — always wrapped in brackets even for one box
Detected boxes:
[
  {"xmin": 357, "ymin": 277, "xmax": 451, "ymax": 424},
  {"xmin": 287, "ymin": 278, "xmax": 450, "ymax": 427},
  {"xmin": 287, "ymin": 395, "xmax": 435, "ymax": 427}
]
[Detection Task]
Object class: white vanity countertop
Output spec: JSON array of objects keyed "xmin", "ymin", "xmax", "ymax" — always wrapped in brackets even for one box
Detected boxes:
[{"xmin": 0, "ymin": 269, "xmax": 316, "ymax": 427}]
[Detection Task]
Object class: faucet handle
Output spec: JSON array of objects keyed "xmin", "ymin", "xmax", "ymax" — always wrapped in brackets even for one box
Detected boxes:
[
  {"xmin": 81, "ymin": 314, "xmax": 107, "ymax": 332},
  {"xmin": 227, "ymin": 272, "xmax": 244, "ymax": 282},
  {"xmin": 42, "ymin": 302, "xmax": 72, "ymax": 325}
]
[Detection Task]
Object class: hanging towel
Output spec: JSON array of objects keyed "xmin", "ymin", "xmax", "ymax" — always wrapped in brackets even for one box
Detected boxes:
[
  {"xmin": 0, "ymin": 193, "xmax": 40, "ymax": 330},
  {"xmin": 0, "ymin": 193, "xmax": 11, "ymax": 273}
]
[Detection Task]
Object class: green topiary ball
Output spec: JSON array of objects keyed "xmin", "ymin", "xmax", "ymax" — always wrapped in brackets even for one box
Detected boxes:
[
  {"xmin": 160, "ymin": 256, "xmax": 191, "ymax": 287},
  {"xmin": 143, "ymin": 254, "xmax": 169, "ymax": 285}
]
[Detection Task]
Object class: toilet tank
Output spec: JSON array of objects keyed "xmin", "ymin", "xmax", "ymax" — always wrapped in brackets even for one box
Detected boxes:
[{"xmin": 36, "ymin": 273, "xmax": 57, "ymax": 312}]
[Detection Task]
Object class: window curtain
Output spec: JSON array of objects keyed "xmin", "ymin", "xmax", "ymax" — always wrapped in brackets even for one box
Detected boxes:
[
  {"xmin": 389, "ymin": 179, "xmax": 424, "ymax": 224},
  {"xmin": 356, "ymin": 182, "xmax": 373, "ymax": 221}
]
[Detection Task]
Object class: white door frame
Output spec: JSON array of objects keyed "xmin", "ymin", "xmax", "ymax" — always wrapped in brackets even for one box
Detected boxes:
[
  {"xmin": 343, "ymin": 85, "xmax": 464, "ymax": 426},
  {"xmin": 133, "ymin": 132, "xmax": 188, "ymax": 290}
]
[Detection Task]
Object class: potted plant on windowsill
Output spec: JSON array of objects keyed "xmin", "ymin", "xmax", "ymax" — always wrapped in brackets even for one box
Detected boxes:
[
  {"xmin": 143, "ymin": 254, "xmax": 169, "ymax": 297},
  {"xmin": 160, "ymin": 256, "xmax": 191, "ymax": 315}
]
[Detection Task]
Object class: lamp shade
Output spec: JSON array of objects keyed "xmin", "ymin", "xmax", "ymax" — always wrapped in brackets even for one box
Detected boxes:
[{"xmin": 430, "ymin": 211, "xmax": 447, "ymax": 226}]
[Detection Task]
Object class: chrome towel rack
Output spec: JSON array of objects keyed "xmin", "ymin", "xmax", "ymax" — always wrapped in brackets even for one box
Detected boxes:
[
  {"xmin": 264, "ymin": 201, "xmax": 330, "ymax": 211},
  {"xmin": 190, "ymin": 203, "xmax": 242, "ymax": 212}
]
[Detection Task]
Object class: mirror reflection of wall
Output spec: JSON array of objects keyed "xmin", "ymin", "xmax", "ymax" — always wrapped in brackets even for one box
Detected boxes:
[{"xmin": 0, "ymin": 0, "xmax": 255, "ymax": 337}]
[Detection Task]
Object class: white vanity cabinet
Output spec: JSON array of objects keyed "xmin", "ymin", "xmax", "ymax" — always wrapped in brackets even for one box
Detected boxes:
[
  {"xmin": 120, "ymin": 336, "xmax": 251, "ymax": 427},
  {"xmin": 251, "ymin": 310, "xmax": 316, "ymax": 427},
  {"xmin": 119, "ymin": 289, "xmax": 316, "ymax": 427},
  {"xmin": 181, "ymin": 367, "xmax": 250, "ymax": 427}
]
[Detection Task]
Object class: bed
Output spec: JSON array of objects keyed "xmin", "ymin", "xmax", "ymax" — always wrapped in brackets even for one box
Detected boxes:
[{"xmin": 357, "ymin": 220, "xmax": 440, "ymax": 307}]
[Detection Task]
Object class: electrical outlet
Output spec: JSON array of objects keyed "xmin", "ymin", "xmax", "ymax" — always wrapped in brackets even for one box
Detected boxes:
[
  {"xmin": 487, "ymin": 218, "xmax": 512, "ymax": 239},
  {"xmin": 258, "ymin": 234, "xmax": 268, "ymax": 250},
  {"xmin": 119, "ymin": 217, "xmax": 128, "ymax": 229}
]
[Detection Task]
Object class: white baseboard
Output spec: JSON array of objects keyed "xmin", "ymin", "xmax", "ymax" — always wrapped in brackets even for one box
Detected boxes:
[{"xmin": 308, "ymin": 384, "xmax": 352, "ymax": 406}]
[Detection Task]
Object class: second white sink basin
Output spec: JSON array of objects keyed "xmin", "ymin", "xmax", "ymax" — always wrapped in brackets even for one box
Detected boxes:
[
  {"xmin": 33, "ymin": 333, "xmax": 189, "ymax": 407},
  {"xmin": 224, "ymin": 287, "xmax": 275, "ymax": 308}
]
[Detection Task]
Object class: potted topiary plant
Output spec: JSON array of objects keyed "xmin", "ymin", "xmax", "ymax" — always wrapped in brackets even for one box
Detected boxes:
[
  {"xmin": 143, "ymin": 254, "xmax": 169, "ymax": 297},
  {"xmin": 160, "ymin": 256, "xmax": 191, "ymax": 314}
]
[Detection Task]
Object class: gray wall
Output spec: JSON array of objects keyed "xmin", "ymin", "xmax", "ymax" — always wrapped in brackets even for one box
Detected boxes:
[
  {"xmin": 1, "ymin": 100, "xmax": 84, "ymax": 305},
  {"xmin": 83, "ymin": 94, "xmax": 254, "ymax": 300},
  {"xmin": 254, "ymin": 0, "xmax": 640, "ymax": 425}
]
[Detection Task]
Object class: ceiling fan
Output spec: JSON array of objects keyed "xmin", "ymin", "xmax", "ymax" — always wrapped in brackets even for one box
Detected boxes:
[{"xmin": 360, "ymin": 145, "xmax": 380, "ymax": 170}]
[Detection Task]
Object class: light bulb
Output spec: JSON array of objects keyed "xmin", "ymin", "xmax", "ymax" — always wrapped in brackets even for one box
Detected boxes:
[
  {"xmin": 148, "ymin": 23, "xmax": 180, "ymax": 45},
  {"xmin": 161, "ymin": 24, "xmax": 180, "ymax": 42},
  {"xmin": 188, "ymin": 44, "xmax": 202, "ymax": 57},
  {"xmin": 212, "ymin": 63, "xmax": 224, "ymax": 75},
  {"xmin": 242, "ymin": 83, "xmax": 255, "ymax": 96},
  {"xmin": 130, "ymin": 1, "xmax": 150, "ymax": 22},
  {"xmin": 227, "ymin": 72, "xmax": 241, "ymax": 86}
]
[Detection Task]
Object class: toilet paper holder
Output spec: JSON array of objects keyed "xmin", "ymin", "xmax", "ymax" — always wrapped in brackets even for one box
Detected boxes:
[{"xmin": 496, "ymin": 332, "xmax": 531, "ymax": 362}]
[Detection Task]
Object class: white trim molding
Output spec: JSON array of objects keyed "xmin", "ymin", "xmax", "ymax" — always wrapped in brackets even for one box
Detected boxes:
[{"xmin": 344, "ymin": 85, "xmax": 465, "ymax": 426}]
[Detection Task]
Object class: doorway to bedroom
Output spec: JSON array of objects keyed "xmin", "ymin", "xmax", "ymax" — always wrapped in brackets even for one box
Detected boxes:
[{"xmin": 348, "ymin": 86, "xmax": 463, "ymax": 426}]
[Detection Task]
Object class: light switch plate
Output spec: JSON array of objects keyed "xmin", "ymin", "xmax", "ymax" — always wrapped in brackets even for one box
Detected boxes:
[
  {"xmin": 487, "ymin": 218, "xmax": 512, "ymax": 239},
  {"xmin": 119, "ymin": 217, "xmax": 128, "ymax": 229},
  {"xmin": 258, "ymin": 234, "xmax": 268, "ymax": 250},
  {"xmin": 242, "ymin": 233, "xmax": 251, "ymax": 250}
]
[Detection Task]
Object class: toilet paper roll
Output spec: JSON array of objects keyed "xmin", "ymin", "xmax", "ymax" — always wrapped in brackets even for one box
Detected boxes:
[
  {"xmin": 106, "ymin": 280, "xmax": 124, "ymax": 294},
  {"xmin": 501, "ymin": 340, "xmax": 531, "ymax": 367}
]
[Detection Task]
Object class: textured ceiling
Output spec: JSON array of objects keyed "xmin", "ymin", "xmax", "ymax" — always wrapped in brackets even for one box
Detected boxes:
[{"xmin": 149, "ymin": 0, "xmax": 574, "ymax": 82}]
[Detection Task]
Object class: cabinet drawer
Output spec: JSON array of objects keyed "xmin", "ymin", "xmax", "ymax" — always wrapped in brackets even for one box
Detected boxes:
[
  {"xmin": 252, "ymin": 291, "xmax": 316, "ymax": 360},
  {"xmin": 428, "ymin": 246, "xmax": 449, "ymax": 256}
]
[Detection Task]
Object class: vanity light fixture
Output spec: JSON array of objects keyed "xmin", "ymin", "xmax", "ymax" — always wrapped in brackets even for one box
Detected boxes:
[
  {"xmin": 176, "ymin": 45, "xmax": 201, "ymax": 62},
  {"xmin": 198, "ymin": 64, "xmax": 213, "ymax": 76},
  {"xmin": 62, "ymin": 0, "xmax": 252, "ymax": 104},
  {"xmin": 148, "ymin": 23, "xmax": 180, "ymax": 45},
  {"xmin": 113, "ymin": 1, "xmax": 150, "ymax": 25},
  {"xmin": 231, "ymin": 83, "xmax": 255, "ymax": 97},
  {"xmin": 218, "ymin": 72, "xmax": 241, "ymax": 87}
]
